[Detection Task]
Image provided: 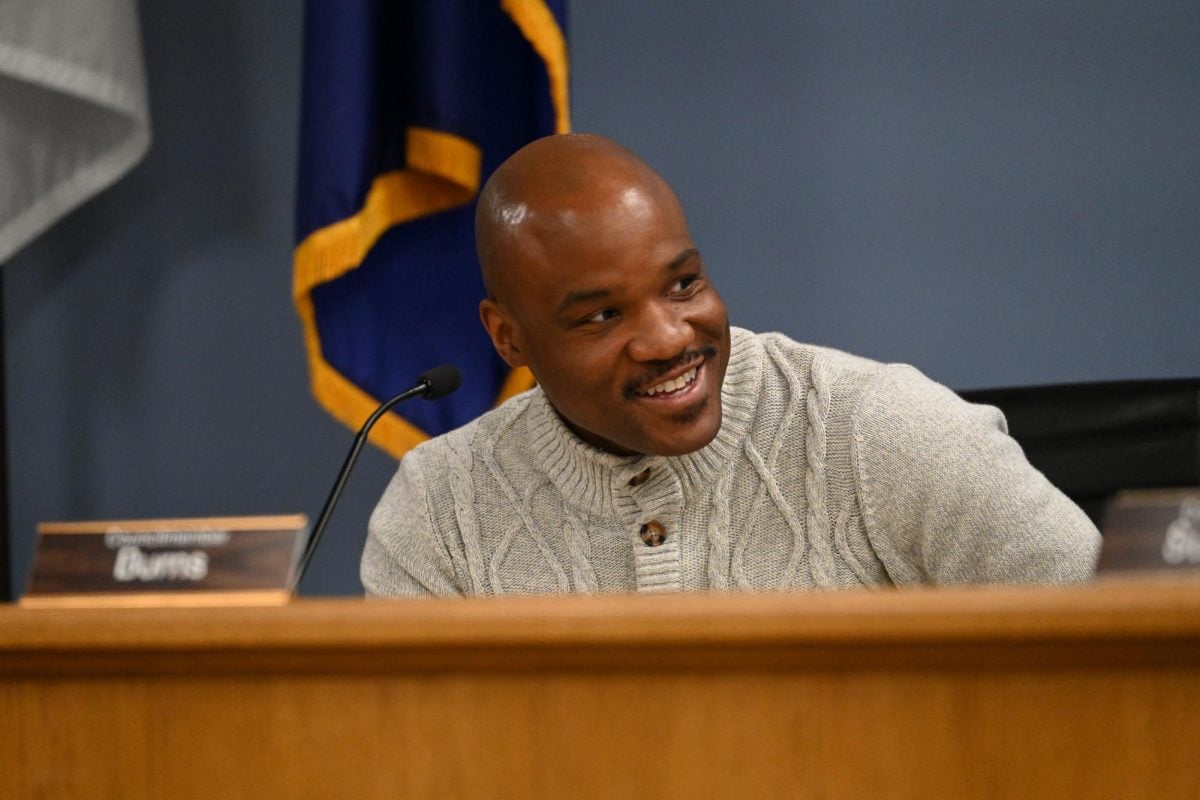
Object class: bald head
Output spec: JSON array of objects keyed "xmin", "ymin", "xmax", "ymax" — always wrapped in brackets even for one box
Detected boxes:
[
  {"xmin": 475, "ymin": 133, "xmax": 686, "ymax": 303},
  {"xmin": 474, "ymin": 133, "xmax": 729, "ymax": 456}
]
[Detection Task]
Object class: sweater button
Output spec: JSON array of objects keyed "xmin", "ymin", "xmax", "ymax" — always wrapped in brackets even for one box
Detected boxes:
[
  {"xmin": 627, "ymin": 468, "xmax": 652, "ymax": 487},
  {"xmin": 639, "ymin": 520, "xmax": 667, "ymax": 547}
]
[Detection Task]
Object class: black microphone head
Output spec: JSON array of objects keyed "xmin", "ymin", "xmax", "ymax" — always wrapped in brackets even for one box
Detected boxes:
[{"xmin": 419, "ymin": 364, "xmax": 462, "ymax": 399}]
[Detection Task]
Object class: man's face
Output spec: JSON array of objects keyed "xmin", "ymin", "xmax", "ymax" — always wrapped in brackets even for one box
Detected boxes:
[{"xmin": 482, "ymin": 182, "xmax": 731, "ymax": 457}]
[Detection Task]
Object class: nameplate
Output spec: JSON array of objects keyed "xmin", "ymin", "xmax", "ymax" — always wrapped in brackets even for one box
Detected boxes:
[
  {"xmin": 1097, "ymin": 490, "xmax": 1200, "ymax": 573},
  {"xmin": 20, "ymin": 515, "xmax": 308, "ymax": 608}
]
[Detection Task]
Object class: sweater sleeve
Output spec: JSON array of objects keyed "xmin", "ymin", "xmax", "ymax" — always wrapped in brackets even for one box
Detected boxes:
[
  {"xmin": 850, "ymin": 364, "xmax": 1101, "ymax": 585},
  {"xmin": 360, "ymin": 447, "xmax": 463, "ymax": 596}
]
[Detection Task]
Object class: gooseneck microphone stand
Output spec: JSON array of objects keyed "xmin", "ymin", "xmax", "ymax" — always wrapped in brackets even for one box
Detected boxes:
[{"xmin": 295, "ymin": 364, "xmax": 461, "ymax": 586}]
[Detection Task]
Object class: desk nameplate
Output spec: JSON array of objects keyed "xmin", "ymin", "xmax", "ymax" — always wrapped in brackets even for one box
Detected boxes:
[
  {"xmin": 21, "ymin": 515, "xmax": 308, "ymax": 608},
  {"xmin": 1099, "ymin": 489, "xmax": 1200, "ymax": 573}
]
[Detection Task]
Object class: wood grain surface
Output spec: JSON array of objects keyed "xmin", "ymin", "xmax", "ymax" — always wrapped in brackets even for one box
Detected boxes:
[{"xmin": 2, "ymin": 577, "xmax": 1199, "ymax": 798}]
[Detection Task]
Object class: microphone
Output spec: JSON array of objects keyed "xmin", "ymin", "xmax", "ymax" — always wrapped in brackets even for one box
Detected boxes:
[
  {"xmin": 295, "ymin": 364, "xmax": 462, "ymax": 585},
  {"xmin": 413, "ymin": 363, "xmax": 462, "ymax": 399}
]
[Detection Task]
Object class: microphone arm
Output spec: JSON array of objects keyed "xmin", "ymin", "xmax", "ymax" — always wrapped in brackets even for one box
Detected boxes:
[{"xmin": 295, "ymin": 364, "xmax": 461, "ymax": 586}]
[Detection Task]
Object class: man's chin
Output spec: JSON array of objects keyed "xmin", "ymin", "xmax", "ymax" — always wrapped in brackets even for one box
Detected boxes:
[
  {"xmin": 638, "ymin": 407, "xmax": 723, "ymax": 457},
  {"xmin": 556, "ymin": 393, "xmax": 724, "ymax": 457}
]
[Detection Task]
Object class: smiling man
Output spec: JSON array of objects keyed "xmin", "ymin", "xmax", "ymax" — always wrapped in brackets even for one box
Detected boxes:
[{"xmin": 361, "ymin": 133, "xmax": 1100, "ymax": 596}]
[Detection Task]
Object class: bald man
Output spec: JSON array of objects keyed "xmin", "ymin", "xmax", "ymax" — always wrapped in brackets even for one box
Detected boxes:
[{"xmin": 362, "ymin": 134, "xmax": 1100, "ymax": 596}]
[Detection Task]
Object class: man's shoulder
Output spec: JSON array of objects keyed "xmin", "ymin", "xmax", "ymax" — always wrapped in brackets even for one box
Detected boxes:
[
  {"xmin": 403, "ymin": 387, "xmax": 541, "ymax": 467},
  {"xmin": 744, "ymin": 328, "xmax": 891, "ymax": 380},
  {"xmin": 740, "ymin": 328, "xmax": 963, "ymax": 414}
]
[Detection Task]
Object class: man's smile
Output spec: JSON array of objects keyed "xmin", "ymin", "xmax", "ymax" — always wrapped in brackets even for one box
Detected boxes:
[
  {"xmin": 640, "ymin": 365, "xmax": 699, "ymax": 396},
  {"xmin": 631, "ymin": 360, "xmax": 711, "ymax": 420},
  {"xmin": 639, "ymin": 360, "xmax": 702, "ymax": 402},
  {"xmin": 624, "ymin": 345, "xmax": 717, "ymax": 399}
]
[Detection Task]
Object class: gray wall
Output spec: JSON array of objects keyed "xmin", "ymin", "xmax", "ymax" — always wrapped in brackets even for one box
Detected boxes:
[{"xmin": 4, "ymin": 1, "xmax": 1198, "ymax": 597}]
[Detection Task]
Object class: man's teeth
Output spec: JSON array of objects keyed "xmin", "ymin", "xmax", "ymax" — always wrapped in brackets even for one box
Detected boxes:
[{"xmin": 643, "ymin": 366, "xmax": 698, "ymax": 396}]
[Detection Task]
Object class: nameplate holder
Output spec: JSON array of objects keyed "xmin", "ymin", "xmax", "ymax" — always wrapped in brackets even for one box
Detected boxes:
[
  {"xmin": 20, "ymin": 515, "xmax": 309, "ymax": 608},
  {"xmin": 1097, "ymin": 489, "xmax": 1200, "ymax": 574}
]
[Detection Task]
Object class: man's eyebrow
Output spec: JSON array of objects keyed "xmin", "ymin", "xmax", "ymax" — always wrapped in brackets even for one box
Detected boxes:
[
  {"xmin": 666, "ymin": 248, "xmax": 700, "ymax": 272},
  {"xmin": 557, "ymin": 287, "xmax": 611, "ymax": 315}
]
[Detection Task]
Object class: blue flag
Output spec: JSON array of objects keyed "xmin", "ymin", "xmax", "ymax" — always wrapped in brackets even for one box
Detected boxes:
[{"xmin": 294, "ymin": 0, "xmax": 569, "ymax": 457}]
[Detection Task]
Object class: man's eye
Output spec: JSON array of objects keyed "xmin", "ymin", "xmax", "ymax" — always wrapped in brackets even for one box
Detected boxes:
[
  {"xmin": 586, "ymin": 308, "xmax": 618, "ymax": 324},
  {"xmin": 671, "ymin": 275, "xmax": 701, "ymax": 295}
]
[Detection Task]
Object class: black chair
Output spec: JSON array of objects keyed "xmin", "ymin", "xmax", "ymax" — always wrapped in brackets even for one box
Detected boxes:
[{"xmin": 959, "ymin": 379, "xmax": 1200, "ymax": 526}]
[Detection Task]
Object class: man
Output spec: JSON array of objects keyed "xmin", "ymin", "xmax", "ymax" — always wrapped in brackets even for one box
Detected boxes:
[{"xmin": 362, "ymin": 133, "xmax": 1100, "ymax": 596}]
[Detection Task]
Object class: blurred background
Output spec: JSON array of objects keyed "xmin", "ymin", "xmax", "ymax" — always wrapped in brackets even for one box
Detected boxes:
[{"xmin": 4, "ymin": 0, "xmax": 1198, "ymax": 596}]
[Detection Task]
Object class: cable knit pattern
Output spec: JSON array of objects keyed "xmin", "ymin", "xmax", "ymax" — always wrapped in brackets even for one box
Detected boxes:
[
  {"xmin": 487, "ymin": 518, "xmax": 525, "ymax": 593},
  {"xmin": 444, "ymin": 432, "xmax": 487, "ymax": 593},
  {"xmin": 706, "ymin": 467, "xmax": 734, "ymax": 589},
  {"xmin": 833, "ymin": 505, "xmax": 876, "ymax": 586},
  {"xmin": 742, "ymin": 436, "xmax": 808, "ymax": 586},
  {"xmin": 362, "ymin": 328, "xmax": 1102, "ymax": 596},
  {"xmin": 802, "ymin": 354, "xmax": 837, "ymax": 588},
  {"xmin": 559, "ymin": 504, "xmax": 599, "ymax": 593},
  {"xmin": 482, "ymin": 414, "xmax": 570, "ymax": 593},
  {"xmin": 732, "ymin": 439, "xmax": 767, "ymax": 591}
]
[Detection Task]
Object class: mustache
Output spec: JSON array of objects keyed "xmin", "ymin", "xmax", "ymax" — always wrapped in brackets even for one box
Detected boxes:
[{"xmin": 623, "ymin": 346, "xmax": 717, "ymax": 399}]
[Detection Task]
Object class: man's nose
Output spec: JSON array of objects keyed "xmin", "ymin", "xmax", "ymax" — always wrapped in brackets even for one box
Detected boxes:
[{"xmin": 627, "ymin": 301, "xmax": 694, "ymax": 362}]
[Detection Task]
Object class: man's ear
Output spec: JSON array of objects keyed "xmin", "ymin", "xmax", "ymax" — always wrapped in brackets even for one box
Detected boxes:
[{"xmin": 479, "ymin": 298, "xmax": 529, "ymax": 368}]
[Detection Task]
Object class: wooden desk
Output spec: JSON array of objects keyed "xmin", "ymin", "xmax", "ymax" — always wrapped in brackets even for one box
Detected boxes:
[{"xmin": 2, "ymin": 578, "xmax": 1199, "ymax": 798}]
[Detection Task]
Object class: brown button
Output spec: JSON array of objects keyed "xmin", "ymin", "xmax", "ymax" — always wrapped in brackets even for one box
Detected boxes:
[
  {"xmin": 639, "ymin": 520, "xmax": 667, "ymax": 547},
  {"xmin": 627, "ymin": 468, "xmax": 652, "ymax": 487}
]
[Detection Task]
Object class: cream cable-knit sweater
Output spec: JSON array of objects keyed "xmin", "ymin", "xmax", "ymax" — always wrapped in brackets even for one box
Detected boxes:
[{"xmin": 362, "ymin": 328, "xmax": 1100, "ymax": 595}]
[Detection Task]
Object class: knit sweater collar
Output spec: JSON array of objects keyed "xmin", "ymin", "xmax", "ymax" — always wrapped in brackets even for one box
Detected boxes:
[{"xmin": 527, "ymin": 327, "xmax": 763, "ymax": 514}]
